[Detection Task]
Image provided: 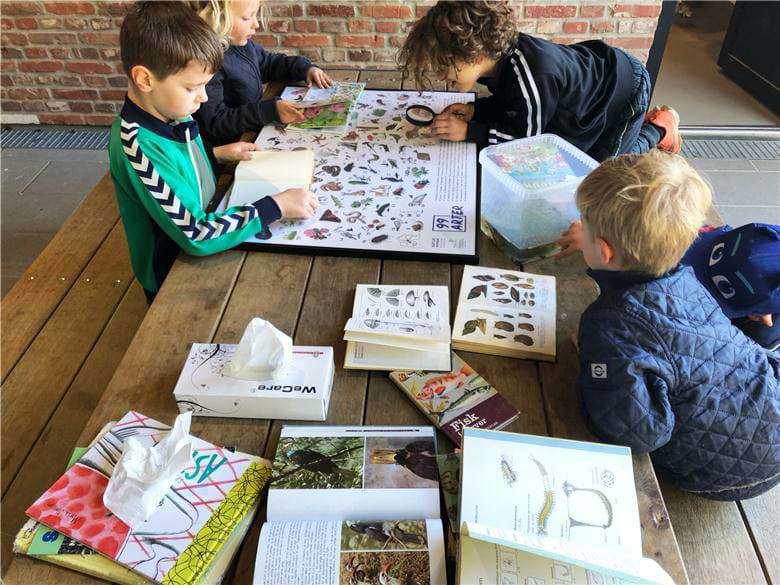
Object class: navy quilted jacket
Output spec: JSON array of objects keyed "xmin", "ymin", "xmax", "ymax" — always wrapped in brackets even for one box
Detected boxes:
[{"xmin": 578, "ymin": 266, "xmax": 780, "ymax": 499}]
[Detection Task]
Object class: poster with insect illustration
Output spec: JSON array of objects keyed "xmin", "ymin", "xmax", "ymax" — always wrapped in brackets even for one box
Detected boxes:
[
  {"xmin": 452, "ymin": 266, "xmax": 556, "ymax": 360},
  {"xmin": 229, "ymin": 88, "xmax": 478, "ymax": 262},
  {"xmin": 459, "ymin": 428, "xmax": 643, "ymax": 557}
]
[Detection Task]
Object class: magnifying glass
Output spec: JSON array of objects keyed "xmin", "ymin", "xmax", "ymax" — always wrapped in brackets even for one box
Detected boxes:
[{"xmin": 405, "ymin": 104, "xmax": 437, "ymax": 127}]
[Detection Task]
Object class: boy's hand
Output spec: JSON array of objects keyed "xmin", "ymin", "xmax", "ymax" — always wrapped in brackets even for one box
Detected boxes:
[
  {"xmin": 554, "ymin": 220, "xmax": 583, "ymax": 259},
  {"xmin": 213, "ymin": 141, "xmax": 259, "ymax": 163},
  {"xmin": 431, "ymin": 113, "xmax": 468, "ymax": 142},
  {"xmin": 276, "ymin": 100, "xmax": 305, "ymax": 125},
  {"xmin": 441, "ymin": 102, "xmax": 475, "ymax": 122},
  {"xmin": 748, "ymin": 314, "xmax": 774, "ymax": 327},
  {"xmin": 272, "ymin": 188, "xmax": 319, "ymax": 219},
  {"xmin": 307, "ymin": 67, "xmax": 332, "ymax": 88}
]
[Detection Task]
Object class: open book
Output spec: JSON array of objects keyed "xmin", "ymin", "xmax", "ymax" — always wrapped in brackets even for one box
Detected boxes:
[
  {"xmin": 452, "ymin": 265, "xmax": 556, "ymax": 361},
  {"xmin": 25, "ymin": 411, "xmax": 270, "ymax": 585},
  {"xmin": 254, "ymin": 425, "xmax": 446, "ymax": 584},
  {"xmin": 456, "ymin": 427, "xmax": 673, "ymax": 585},
  {"xmin": 228, "ymin": 148, "xmax": 315, "ymax": 208},
  {"xmin": 344, "ymin": 284, "xmax": 451, "ymax": 371},
  {"xmin": 284, "ymin": 82, "xmax": 365, "ymax": 132}
]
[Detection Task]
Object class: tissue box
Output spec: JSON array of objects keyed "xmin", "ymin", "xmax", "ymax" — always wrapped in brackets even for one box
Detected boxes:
[{"xmin": 173, "ymin": 343, "xmax": 334, "ymax": 421}]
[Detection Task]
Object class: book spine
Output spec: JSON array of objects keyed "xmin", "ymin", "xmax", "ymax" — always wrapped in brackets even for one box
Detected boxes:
[{"xmin": 443, "ymin": 394, "xmax": 519, "ymax": 445}]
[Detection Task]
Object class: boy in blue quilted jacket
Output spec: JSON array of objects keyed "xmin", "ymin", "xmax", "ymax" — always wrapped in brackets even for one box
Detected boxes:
[{"xmin": 570, "ymin": 150, "xmax": 780, "ymax": 500}]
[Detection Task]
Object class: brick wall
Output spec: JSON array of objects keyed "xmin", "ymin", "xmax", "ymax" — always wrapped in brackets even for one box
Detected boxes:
[{"xmin": 0, "ymin": 0, "xmax": 662, "ymax": 126}]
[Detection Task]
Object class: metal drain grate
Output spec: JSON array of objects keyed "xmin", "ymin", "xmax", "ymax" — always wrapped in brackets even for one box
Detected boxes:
[
  {"xmin": 681, "ymin": 139, "xmax": 779, "ymax": 160},
  {"xmin": 0, "ymin": 128, "xmax": 109, "ymax": 150}
]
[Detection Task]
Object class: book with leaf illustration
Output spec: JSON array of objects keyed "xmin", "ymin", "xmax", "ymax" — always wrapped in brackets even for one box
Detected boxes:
[
  {"xmin": 285, "ymin": 81, "xmax": 366, "ymax": 132},
  {"xmin": 344, "ymin": 284, "xmax": 451, "ymax": 371},
  {"xmin": 452, "ymin": 265, "xmax": 556, "ymax": 361},
  {"xmin": 228, "ymin": 148, "xmax": 315, "ymax": 208},
  {"xmin": 455, "ymin": 427, "xmax": 674, "ymax": 585},
  {"xmin": 389, "ymin": 353, "xmax": 518, "ymax": 446},
  {"xmin": 253, "ymin": 425, "xmax": 447, "ymax": 584}
]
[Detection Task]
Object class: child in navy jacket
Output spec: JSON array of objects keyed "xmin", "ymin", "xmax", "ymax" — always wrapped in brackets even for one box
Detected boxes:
[
  {"xmin": 399, "ymin": 0, "xmax": 681, "ymax": 161},
  {"xmin": 191, "ymin": 0, "xmax": 332, "ymax": 146},
  {"xmin": 571, "ymin": 150, "xmax": 780, "ymax": 501}
]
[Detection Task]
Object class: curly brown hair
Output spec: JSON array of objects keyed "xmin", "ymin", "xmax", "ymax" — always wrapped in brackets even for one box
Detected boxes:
[{"xmin": 398, "ymin": 1, "xmax": 517, "ymax": 89}]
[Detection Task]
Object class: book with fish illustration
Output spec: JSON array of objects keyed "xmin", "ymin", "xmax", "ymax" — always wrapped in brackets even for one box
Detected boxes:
[
  {"xmin": 389, "ymin": 353, "xmax": 518, "ymax": 446},
  {"xmin": 25, "ymin": 411, "xmax": 271, "ymax": 585},
  {"xmin": 456, "ymin": 428, "xmax": 673, "ymax": 585},
  {"xmin": 267, "ymin": 425, "xmax": 440, "ymax": 522},
  {"xmin": 228, "ymin": 148, "xmax": 315, "ymax": 208},
  {"xmin": 452, "ymin": 266, "xmax": 556, "ymax": 361},
  {"xmin": 344, "ymin": 284, "xmax": 451, "ymax": 371}
]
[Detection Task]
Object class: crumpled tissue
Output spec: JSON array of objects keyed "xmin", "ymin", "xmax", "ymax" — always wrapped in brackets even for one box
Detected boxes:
[
  {"xmin": 103, "ymin": 412, "xmax": 193, "ymax": 529},
  {"xmin": 225, "ymin": 317, "xmax": 293, "ymax": 380}
]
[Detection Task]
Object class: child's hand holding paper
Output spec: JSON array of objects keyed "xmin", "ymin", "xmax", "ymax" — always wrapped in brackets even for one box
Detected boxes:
[
  {"xmin": 276, "ymin": 100, "xmax": 305, "ymax": 124},
  {"xmin": 272, "ymin": 188, "xmax": 319, "ymax": 220}
]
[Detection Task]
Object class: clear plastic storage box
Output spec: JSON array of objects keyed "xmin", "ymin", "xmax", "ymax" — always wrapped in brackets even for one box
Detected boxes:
[{"xmin": 479, "ymin": 134, "xmax": 599, "ymax": 262}]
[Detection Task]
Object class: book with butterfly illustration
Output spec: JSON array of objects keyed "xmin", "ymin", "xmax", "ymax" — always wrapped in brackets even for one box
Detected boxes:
[
  {"xmin": 24, "ymin": 411, "xmax": 271, "ymax": 585},
  {"xmin": 389, "ymin": 353, "xmax": 518, "ymax": 446},
  {"xmin": 344, "ymin": 284, "xmax": 451, "ymax": 371},
  {"xmin": 452, "ymin": 266, "xmax": 556, "ymax": 361},
  {"xmin": 455, "ymin": 428, "xmax": 673, "ymax": 585}
]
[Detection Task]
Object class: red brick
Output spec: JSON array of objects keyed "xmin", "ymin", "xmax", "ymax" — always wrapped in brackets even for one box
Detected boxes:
[
  {"xmin": 22, "ymin": 99, "xmax": 47, "ymax": 112},
  {"xmin": 39, "ymin": 113, "xmax": 86, "ymax": 124},
  {"xmin": 580, "ymin": 4, "xmax": 606, "ymax": 17},
  {"xmin": 562, "ymin": 21, "xmax": 589, "ymax": 34},
  {"xmin": 2, "ymin": 47, "xmax": 24, "ymax": 59},
  {"xmin": 299, "ymin": 48, "xmax": 322, "ymax": 61},
  {"xmin": 100, "ymin": 47, "xmax": 120, "ymax": 60},
  {"xmin": 52, "ymin": 88, "xmax": 98, "ymax": 100},
  {"xmin": 376, "ymin": 21, "xmax": 399, "ymax": 33},
  {"xmin": 611, "ymin": 3, "xmax": 662, "ymax": 18},
  {"xmin": 633, "ymin": 18, "xmax": 658, "ymax": 33},
  {"xmin": 79, "ymin": 32, "xmax": 119, "ymax": 45},
  {"xmin": 307, "ymin": 4, "xmax": 355, "ymax": 17},
  {"xmin": 267, "ymin": 3, "xmax": 291, "ymax": 17},
  {"xmin": 292, "ymin": 5, "xmax": 304, "ymax": 17},
  {"xmin": 2, "ymin": 3, "xmax": 43, "ymax": 16},
  {"xmin": 94, "ymin": 102, "xmax": 117, "ymax": 113},
  {"xmin": 282, "ymin": 34, "xmax": 330, "ymax": 48},
  {"xmin": 83, "ymin": 114, "xmax": 115, "ymax": 126},
  {"xmin": 80, "ymin": 75, "xmax": 106, "ymax": 88},
  {"xmin": 20, "ymin": 60, "xmax": 62, "ymax": 72},
  {"xmin": 251, "ymin": 34, "xmax": 278, "ymax": 47},
  {"xmin": 58, "ymin": 74, "xmax": 82, "ymax": 86},
  {"xmin": 24, "ymin": 47, "xmax": 47, "ymax": 58},
  {"xmin": 1, "ymin": 100, "xmax": 23, "ymax": 111},
  {"xmin": 28, "ymin": 32, "xmax": 76, "ymax": 44},
  {"xmin": 0, "ymin": 74, "xmax": 14, "ymax": 86},
  {"xmin": 90, "ymin": 17, "xmax": 112, "ymax": 30},
  {"xmin": 416, "ymin": 5, "xmax": 432, "ymax": 17},
  {"xmin": 74, "ymin": 47, "xmax": 98, "ymax": 59},
  {"xmin": 0, "ymin": 61, "xmax": 18, "ymax": 72},
  {"xmin": 44, "ymin": 2, "xmax": 95, "ymax": 15},
  {"xmin": 373, "ymin": 49, "xmax": 396, "ymax": 63},
  {"xmin": 15, "ymin": 17, "xmax": 38, "ymax": 30},
  {"xmin": 100, "ymin": 89, "xmax": 126, "ymax": 101},
  {"xmin": 524, "ymin": 5, "xmax": 577, "ymax": 18},
  {"xmin": 320, "ymin": 20, "xmax": 348, "ymax": 33},
  {"xmin": 68, "ymin": 101, "xmax": 93, "ymax": 113},
  {"xmin": 268, "ymin": 19, "xmax": 290, "ymax": 33},
  {"xmin": 1, "ymin": 18, "xmax": 14, "ymax": 31},
  {"xmin": 2, "ymin": 32, "xmax": 29, "ymax": 46},
  {"xmin": 610, "ymin": 36, "xmax": 654, "ymax": 49},
  {"xmin": 537, "ymin": 20, "xmax": 562, "ymax": 34},
  {"xmin": 590, "ymin": 20, "xmax": 616, "ymax": 33},
  {"xmin": 65, "ymin": 61, "xmax": 112, "ymax": 74},
  {"xmin": 64, "ymin": 16, "xmax": 87, "ymax": 29},
  {"xmin": 321, "ymin": 48, "xmax": 346, "ymax": 63},
  {"xmin": 389, "ymin": 35, "xmax": 407, "ymax": 48},
  {"xmin": 336, "ymin": 34, "xmax": 384, "ymax": 48},
  {"xmin": 96, "ymin": 1, "xmax": 130, "ymax": 17},
  {"xmin": 108, "ymin": 75, "xmax": 127, "ymax": 88},
  {"xmin": 39, "ymin": 17, "xmax": 60, "ymax": 29},
  {"xmin": 348, "ymin": 50, "xmax": 372, "ymax": 61},
  {"xmin": 348, "ymin": 19, "xmax": 373, "ymax": 33},
  {"xmin": 293, "ymin": 20, "xmax": 318, "ymax": 33},
  {"xmin": 360, "ymin": 3, "xmax": 413, "ymax": 18},
  {"xmin": 7, "ymin": 87, "xmax": 49, "ymax": 99}
]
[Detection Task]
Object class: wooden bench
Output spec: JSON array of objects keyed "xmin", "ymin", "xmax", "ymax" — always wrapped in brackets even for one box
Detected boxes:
[{"xmin": 3, "ymin": 68, "xmax": 777, "ymax": 584}]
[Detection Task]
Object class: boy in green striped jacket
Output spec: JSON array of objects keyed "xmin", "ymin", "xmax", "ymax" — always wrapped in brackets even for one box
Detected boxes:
[{"xmin": 110, "ymin": 2, "xmax": 317, "ymax": 301}]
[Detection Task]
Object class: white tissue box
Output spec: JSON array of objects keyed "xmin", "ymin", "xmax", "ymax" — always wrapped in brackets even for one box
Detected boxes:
[{"xmin": 173, "ymin": 343, "xmax": 334, "ymax": 421}]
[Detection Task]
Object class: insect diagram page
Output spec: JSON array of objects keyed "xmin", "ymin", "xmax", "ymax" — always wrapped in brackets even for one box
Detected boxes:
[
  {"xmin": 243, "ymin": 87, "xmax": 477, "ymax": 260},
  {"xmin": 253, "ymin": 519, "xmax": 445, "ymax": 585},
  {"xmin": 459, "ymin": 428, "xmax": 642, "ymax": 556}
]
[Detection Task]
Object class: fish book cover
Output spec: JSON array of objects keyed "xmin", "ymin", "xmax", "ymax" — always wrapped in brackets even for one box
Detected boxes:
[
  {"xmin": 390, "ymin": 353, "xmax": 519, "ymax": 446},
  {"xmin": 25, "ymin": 411, "xmax": 270, "ymax": 584}
]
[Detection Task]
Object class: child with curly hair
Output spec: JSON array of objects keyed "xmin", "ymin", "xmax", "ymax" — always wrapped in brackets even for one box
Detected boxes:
[{"xmin": 399, "ymin": 0, "xmax": 681, "ymax": 160}]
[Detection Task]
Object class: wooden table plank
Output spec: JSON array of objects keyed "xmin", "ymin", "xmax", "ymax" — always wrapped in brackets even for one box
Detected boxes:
[
  {"xmin": 740, "ymin": 489, "xmax": 779, "ymax": 584},
  {"xmin": 0, "ymin": 224, "xmax": 133, "ymax": 495},
  {"xmin": 1, "ymin": 174, "xmax": 119, "ymax": 382},
  {"xmin": 0, "ymin": 282, "xmax": 147, "ymax": 576}
]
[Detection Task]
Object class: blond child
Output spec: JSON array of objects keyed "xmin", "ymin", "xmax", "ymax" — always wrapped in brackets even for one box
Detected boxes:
[
  {"xmin": 571, "ymin": 150, "xmax": 779, "ymax": 500},
  {"xmin": 190, "ymin": 0, "xmax": 332, "ymax": 145}
]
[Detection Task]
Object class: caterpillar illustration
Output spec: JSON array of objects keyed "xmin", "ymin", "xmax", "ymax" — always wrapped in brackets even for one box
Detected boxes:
[{"xmin": 530, "ymin": 456, "xmax": 555, "ymax": 536}]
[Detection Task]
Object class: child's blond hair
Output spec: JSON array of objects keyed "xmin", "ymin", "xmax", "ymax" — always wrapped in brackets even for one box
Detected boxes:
[
  {"xmin": 576, "ymin": 150, "xmax": 712, "ymax": 277},
  {"xmin": 186, "ymin": 0, "xmax": 266, "ymax": 45}
]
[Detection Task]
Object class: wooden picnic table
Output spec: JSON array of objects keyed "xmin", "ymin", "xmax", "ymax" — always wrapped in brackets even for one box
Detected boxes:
[{"xmin": 3, "ymin": 68, "xmax": 776, "ymax": 585}]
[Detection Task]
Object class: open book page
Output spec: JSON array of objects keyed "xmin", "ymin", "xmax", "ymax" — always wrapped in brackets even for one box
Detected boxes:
[
  {"xmin": 459, "ymin": 522, "xmax": 673, "ymax": 585},
  {"xmin": 254, "ymin": 519, "xmax": 445, "ymax": 585},
  {"xmin": 452, "ymin": 266, "xmax": 556, "ymax": 359},
  {"xmin": 229, "ymin": 149, "xmax": 315, "ymax": 207},
  {"xmin": 345, "ymin": 340, "xmax": 452, "ymax": 372},
  {"xmin": 459, "ymin": 428, "xmax": 642, "ymax": 556},
  {"xmin": 345, "ymin": 285, "xmax": 451, "ymax": 346},
  {"xmin": 282, "ymin": 82, "xmax": 366, "ymax": 131},
  {"xmin": 267, "ymin": 426, "xmax": 440, "ymax": 521}
]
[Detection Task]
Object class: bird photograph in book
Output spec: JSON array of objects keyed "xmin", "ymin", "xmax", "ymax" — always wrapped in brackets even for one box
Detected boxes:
[
  {"xmin": 272, "ymin": 436, "xmax": 364, "ymax": 489},
  {"xmin": 341, "ymin": 520, "xmax": 428, "ymax": 551},
  {"xmin": 340, "ymin": 550, "xmax": 430, "ymax": 585},
  {"xmin": 363, "ymin": 437, "xmax": 438, "ymax": 489}
]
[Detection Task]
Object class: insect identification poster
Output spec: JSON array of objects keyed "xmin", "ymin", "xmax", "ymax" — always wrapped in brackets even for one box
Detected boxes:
[{"xmin": 236, "ymin": 87, "xmax": 478, "ymax": 262}]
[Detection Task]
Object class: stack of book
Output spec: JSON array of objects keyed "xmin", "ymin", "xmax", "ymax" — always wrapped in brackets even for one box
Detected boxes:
[{"xmin": 343, "ymin": 284, "xmax": 451, "ymax": 371}]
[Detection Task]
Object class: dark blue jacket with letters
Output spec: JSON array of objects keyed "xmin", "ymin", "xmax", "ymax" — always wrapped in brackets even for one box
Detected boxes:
[
  {"xmin": 195, "ymin": 41, "xmax": 311, "ymax": 146},
  {"xmin": 578, "ymin": 266, "xmax": 780, "ymax": 500}
]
